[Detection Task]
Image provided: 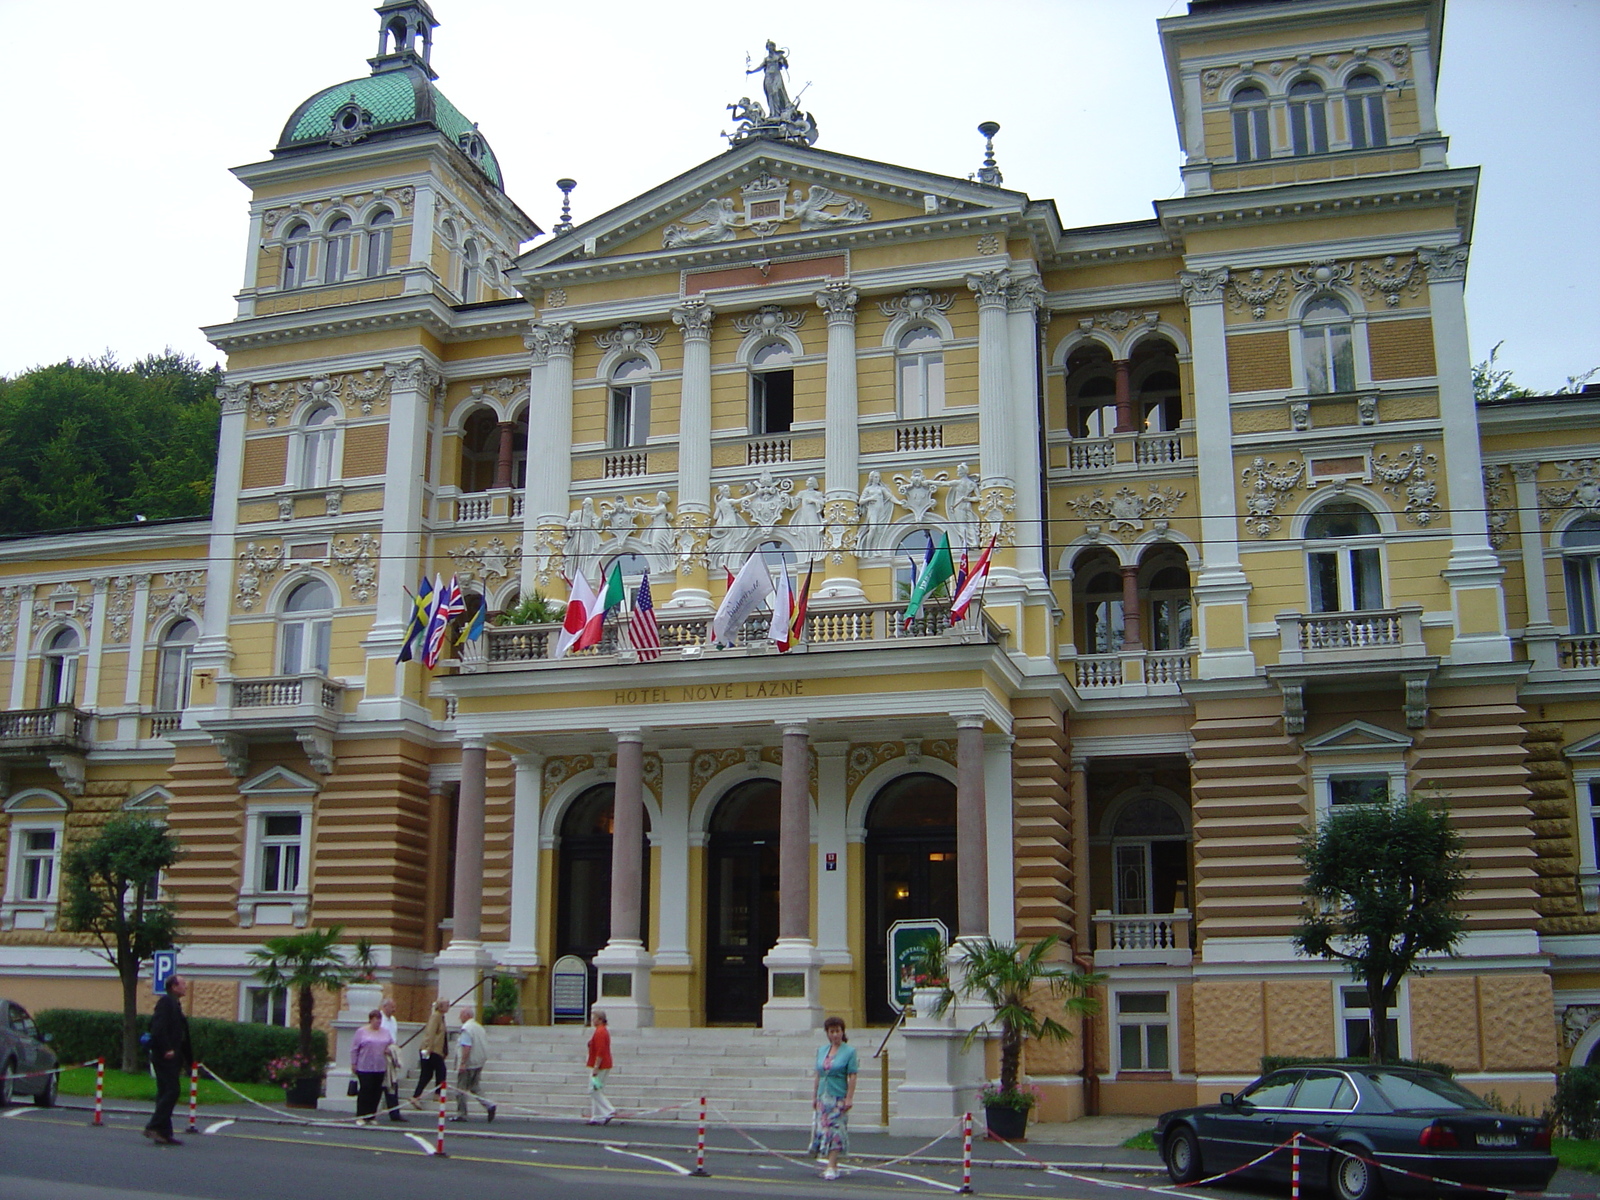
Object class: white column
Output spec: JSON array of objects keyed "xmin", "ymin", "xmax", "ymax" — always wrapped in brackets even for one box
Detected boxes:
[
  {"xmin": 813, "ymin": 741, "xmax": 851, "ymax": 966},
  {"xmin": 815, "ymin": 284, "xmax": 864, "ymax": 599},
  {"xmin": 671, "ymin": 300, "xmax": 714, "ymax": 515},
  {"xmin": 120, "ymin": 576, "xmax": 153, "ymax": 741},
  {"xmin": 369, "ymin": 358, "xmax": 441, "ymax": 651},
  {"xmin": 654, "ymin": 748, "xmax": 693, "ymax": 965},
  {"xmin": 983, "ymin": 732, "xmax": 1016, "ymax": 945},
  {"xmin": 9, "ymin": 587, "xmax": 33, "ymax": 711},
  {"xmin": 1420, "ymin": 244, "xmax": 1511, "ymax": 664},
  {"xmin": 966, "ymin": 270, "xmax": 1014, "ymax": 489},
  {"xmin": 237, "ymin": 209, "xmax": 265, "ymax": 317},
  {"xmin": 404, "ymin": 184, "xmax": 437, "ymax": 294},
  {"xmin": 191, "ymin": 383, "xmax": 250, "ymax": 709},
  {"xmin": 524, "ymin": 323, "xmax": 574, "ymax": 525},
  {"xmin": 1181, "ymin": 267, "xmax": 1256, "ymax": 678},
  {"xmin": 1007, "ymin": 278, "xmax": 1046, "ymax": 583},
  {"xmin": 1511, "ymin": 462, "xmax": 1559, "ymax": 672},
  {"xmin": 82, "ymin": 578, "xmax": 108, "ymax": 710},
  {"xmin": 502, "ymin": 753, "xmax": 544, "ymax": 967}
]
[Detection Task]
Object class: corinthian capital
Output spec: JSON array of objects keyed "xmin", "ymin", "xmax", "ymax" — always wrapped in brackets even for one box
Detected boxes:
[
  {"xmin": 813, "ymin": 282, "xmax": 859, "ymax": 323},
  {"xmin": 384, "ymin": 358, "xmax": 444, "ymax": 396},
  {"xmin": 1006, "ymin": 276, "xmax": 1046, "ymax": 314},
  {"xmin": 1416, "ymin": 243, "xmax": 1469, "ymax": 283},
  {"xmin": 525, "ymin": 321, "xmax": 576, "ymax": 363},
  {"xmin": 670, "ymin": 299, "xmax": 716, "ymax": 341},
  {"xmin": 1177, "ymin": 266, "xmax": 1230, "ymax": 306},
  {"xmin": 215, "ymin": 379, "xmax": 252, "ymax": 413},
  {"xmin": 965, "ymin": 269, "xmax": 1011, "ymax": 308}
]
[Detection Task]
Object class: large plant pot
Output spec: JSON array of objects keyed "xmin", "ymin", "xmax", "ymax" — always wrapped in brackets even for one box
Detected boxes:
[
  {"xmin": 984, "ymin": 1102, "xmax": 1029, "ymax": 1141},
  {"xmin": 284, "ymin": 1076, "xmax": 322, "ymax": 1109}
]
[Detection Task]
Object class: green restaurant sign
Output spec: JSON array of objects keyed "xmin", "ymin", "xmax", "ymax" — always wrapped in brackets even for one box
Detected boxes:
[{"xmin": 886, "ymin": 918, "xmax": 948, "ymax": 1013}]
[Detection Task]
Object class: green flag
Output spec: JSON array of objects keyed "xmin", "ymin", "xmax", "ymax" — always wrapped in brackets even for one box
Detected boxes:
[
  {"xmin": 902, "ymin": 532, "xmax": 955, "ymax": 628},
  {"xmin": 600, "ymin": 560, "xmax": 626, "ymax": 614}
]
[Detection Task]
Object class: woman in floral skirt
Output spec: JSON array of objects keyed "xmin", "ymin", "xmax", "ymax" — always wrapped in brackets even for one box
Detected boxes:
[{"xmin": 810, "ymin": 1015, "xmax": 858, "ymax": 1180}]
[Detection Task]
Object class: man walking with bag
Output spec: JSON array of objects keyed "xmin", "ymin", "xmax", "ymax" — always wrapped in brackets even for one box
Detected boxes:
[
  {"xmin": 144, "ymin": 975, "xmax": 192, "ymax": 1146},
  {"xmin": 452, "ymin": 1007, "xmax": 496, "ymax": 1122}
]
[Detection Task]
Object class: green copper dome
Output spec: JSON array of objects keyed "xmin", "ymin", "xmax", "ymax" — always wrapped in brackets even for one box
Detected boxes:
[{"xmin": 276, "ymin": 64, "xmax": 503, "ymax": 188}]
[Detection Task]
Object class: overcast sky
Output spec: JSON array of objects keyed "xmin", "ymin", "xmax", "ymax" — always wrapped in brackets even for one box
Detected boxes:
[{"xmin": 2, "ymin": 0, "xmax": 1593, "ymax": 391}]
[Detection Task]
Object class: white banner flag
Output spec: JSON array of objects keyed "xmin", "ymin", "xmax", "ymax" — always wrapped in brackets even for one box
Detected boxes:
[{"xmin": 712, "ymin": 553, "xmax": 774, "ymax": 644}]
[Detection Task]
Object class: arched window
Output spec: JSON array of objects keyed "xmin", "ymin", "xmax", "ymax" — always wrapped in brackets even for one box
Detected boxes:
[
  {"xmin": 457, "ymin": 409, "xmax": 498, "ymax": 493},
  {"xmin": 897, "ymin": 326, "xmax": 945, "ymax": 419},
  {"xmin": 1110, "ymin": 795, "xmax": 1188, "ymax": 916},
  {"xmin": 555, "ymin": 784, "xmax": 651, "ymax": 970},
  {"xmin": 323, "ymin": 217, "xmax": 353, "ymax": 284},
  {"xmin": 364, "ymin": 208, "xmax": 394, "ymax": 278},
  {"xmin": 609, "ymin": 358, "xmax": 652, "ymax": 448},
  {"xmin": 282, "ymin": 222, "xmax": 312, "ymax": 289},
  {"xmin": 1074, "ymin": 557, "xmax": 1124, "ymax": 654},
  {"xmin": 1131, "ymin": 338, "xmax": 1182, "ymax": 433},
  {"xmin": 40, "ymin": 627, "xmax": 80, "ymax": 707},
  {"xmin": 460, "ymin": 239, "xmax": 480, "ymax": 300},
  {"xmin": 298, "ymin": 405, "xmax": 338, "ymax": 489},
  {"xmin": 156, "ymin": 619, "xmax": 198, "ymax": 713},
  {"xmin": 1231, "ymin": 85, "xmax": 1270, "ymax": 161},
  {"xmin": 750, "ymin": 341, "xmax": 794, "ymax": 434},
  {"xmin": 1288, "ymin": 78, "xmax": 1329, "ymax": 156},
  {"xmin": 1564, "ymin": 518, "xmax": 1600, "ymax": 634},
  {"xmin": 1306, "ymin": 501, "xmax": 1382, "ymax": 613},
  {"xmin": 865, "ymin": 772, "xmax": 957, "ymax": 1022},
  {"xmin": 1346, "ymin": 73, "xmax": 1387, "ymax": 150},
  {"xmin": 1301, "ymin": 296, "xmax": 1354, "ymax": 394},
  {"xmin": 279, "ymin": 580, "xmax": 334, "ymax": 675},
  {"xmin": 1063, "ymin": 342, "xmax": 1116, "ymax": 437},
  {"xmin": 1147, "ymin": 563, "xmax": 1193, "ymax": 651}
]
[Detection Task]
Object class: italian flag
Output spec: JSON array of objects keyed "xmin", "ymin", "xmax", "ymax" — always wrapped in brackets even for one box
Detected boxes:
[
  {"xmin": 554, "ymin": 571, "xmax": 604, "ymax": 658},
  {"xmin": 902, "ymin": 532, "xmax": 955, "ymax": 628}
]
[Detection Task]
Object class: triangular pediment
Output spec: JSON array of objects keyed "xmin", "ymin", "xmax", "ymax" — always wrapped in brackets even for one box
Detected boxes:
[
  {"xmin": 1303, "ymin": 720, "xmax": 1413, "ymax": 754},
  {"xmin": 517, "ymin": 140, "xmax": 1031, "ymax": 271},
  {"xmin": 239, "ymin": 765, "xmax": 321, "ymax": 797},
  {"xmin": 125, "ymin": 785, "xmax": 173, "ymax": 812},
  {"xmin": 1568, "ymin": 732, "xmax": 1600, "ymax": 759}
]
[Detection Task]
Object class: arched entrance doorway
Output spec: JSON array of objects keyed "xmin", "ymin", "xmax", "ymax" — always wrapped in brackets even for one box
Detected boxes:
[
  {"xmin": 865, "ymin": 773, "xmax": 958, "ymax": 1023},
  {"xmin": 1109, "ymin": 794, "xmax": 1188, "ymax": 915},
  {"xmin": 555, "ymin": 784, "xmax": 650, "ymax": 996},
  {"xmin": 705, "ymin": 779, "xmax": 780, "ymax": 1025}
]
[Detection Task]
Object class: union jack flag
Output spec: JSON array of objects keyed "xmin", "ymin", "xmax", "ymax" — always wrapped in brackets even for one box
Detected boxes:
[{"xmin": 631, "ymin": 571, "xmax": 662, "ymax": 661}]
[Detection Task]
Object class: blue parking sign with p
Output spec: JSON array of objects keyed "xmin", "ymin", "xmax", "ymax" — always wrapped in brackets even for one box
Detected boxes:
[{"xmin": 152, "ymin": 950, "xmax": 177, "ymax": 996}]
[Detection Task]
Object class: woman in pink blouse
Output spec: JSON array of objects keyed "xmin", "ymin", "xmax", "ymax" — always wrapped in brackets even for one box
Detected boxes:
[{"xmin": 349, "ymin": 1009, "xmax": 394, "ymax": 1123}]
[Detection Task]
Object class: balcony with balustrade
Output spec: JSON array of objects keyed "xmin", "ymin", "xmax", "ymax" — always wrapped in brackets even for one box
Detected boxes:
[
  {"xmin": 1052, "ymin": 431, "xmax": 1191, "ymax": 475},
  {"xmin": 200, "ymin": 673, "xmax": 347, "ymax": 773},
  {"xmin": 1066, "ymin": 649, "xmax": 1195, "ymax": 698},
  {"xmin": 1267, "ymin": 605, "xmax": 1438, "ymax": 733},
  {"xmin": 441, "ymin": 487, "xmax": 526, "ymax": 525},
  {"xmin": 1092, "ymin": 909, "xmax": 1192, "ymax": 967},
  {"xmin": 0, "ymin": 706, "xmax": 92, "ymax": 757}
]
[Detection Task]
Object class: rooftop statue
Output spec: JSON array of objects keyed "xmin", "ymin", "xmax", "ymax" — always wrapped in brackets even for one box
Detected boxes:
[{"xmin": 726, "ymin": 41, "xmax": 819, "ymax": 147}]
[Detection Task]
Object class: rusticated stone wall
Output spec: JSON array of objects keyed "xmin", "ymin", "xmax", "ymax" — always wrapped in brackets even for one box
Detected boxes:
[
  {"xmin": 1409, "ymin": 975, "xmax": 1483, "ymax": 1070},
  {"xmin": 1192, "ymin": 980, "xmax": 1265, "ymax": 1074},
  {"xmin": 1479, "ymin": 974, "xmax": 1557, "ymax": 1071},
  {"xmin": 1263, "ymin": 978, "xmax": 1335, "ymax": 1059}
]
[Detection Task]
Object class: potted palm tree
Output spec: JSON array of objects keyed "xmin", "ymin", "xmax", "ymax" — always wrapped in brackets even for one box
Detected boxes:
[
  {"xmin": 250, "ymin": 925, "xmax": 355, "ymax": 1108},
  {"xmin": 943, "ymin": 935, "xmax": 1101, "ymax": 1141}
]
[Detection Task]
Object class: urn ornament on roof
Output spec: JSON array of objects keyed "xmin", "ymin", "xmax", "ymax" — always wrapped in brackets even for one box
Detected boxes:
[{"xmin": 726, "ymin": 40, "xmax": 819, "ymax": 146}]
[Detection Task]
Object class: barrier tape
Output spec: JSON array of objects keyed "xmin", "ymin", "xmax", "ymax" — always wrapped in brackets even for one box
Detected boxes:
[
  {"xmin": 708, "ymin": 1099, "xmax": 963, "ymax": 1191},
  {"xmin": 1305, "ymin": 1133, "xmax": 1585, "ymax": 1199}
]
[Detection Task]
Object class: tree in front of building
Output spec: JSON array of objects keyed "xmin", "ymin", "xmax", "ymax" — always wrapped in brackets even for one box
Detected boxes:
[
  {"xmin": 61, "ymin": 815, "xmax": 183, "ymax": 1072},
  {"xmin": 1293, "ymin": 795, "xmax": 1467, "ymax": 1063},
  {"xmin": 249, "ymin": 926, "xmax": 354, "ymax": 1063}
]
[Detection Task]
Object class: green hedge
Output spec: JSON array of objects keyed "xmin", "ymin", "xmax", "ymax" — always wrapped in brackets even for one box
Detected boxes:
[
  {"xmin": 1553, "ymin": 1066, "xmax": 1600, "ymax": 1139},
  {"xmin": 35, "ymin": 1009, "xmax": 327, "ymax": 1085},
  {"xmin": 1260, "ymin": 1054, "xmax": 1455, "ymax": 1078}
]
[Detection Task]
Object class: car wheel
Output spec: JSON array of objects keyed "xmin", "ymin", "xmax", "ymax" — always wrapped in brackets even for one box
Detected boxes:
[
  {"xmin": 1165, "ymin": 1125, "xmax": 1204, "ymax": 1185},
  {"xmin": 1332, "ymin": 1143, "xmax": 1383, "ymax": 1200},
  {"xmin": 0, "ymin": 1060, "xmax": 13, "ymax": 1108},
  {"xmin": 32, "ymin": 1070, "xmax": 56, "ymax": 1108}
]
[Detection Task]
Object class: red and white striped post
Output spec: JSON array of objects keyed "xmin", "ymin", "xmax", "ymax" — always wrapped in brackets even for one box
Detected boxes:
[
  {"xmin": 959, "ymin": 1111, "xmax": 974, "ymax": 1194},
  {"xmin": 187, "ymin": 1063, "xmax": 199, "ymax": 1132},
  {"xmin": 92, "ymin": 1059, "xmax": 104, "ymax": 1127},
  {"xmin": 434, "ymin": 1081, "xmax": 449, "ymax": 1157},
  {"xmin": 1290, "ymin": 1132, "xmax": 1301, "ymax": 1200},
  {"xmin": 690, "ymin": 1096, "xmax": 709, "ymax": 1177}
]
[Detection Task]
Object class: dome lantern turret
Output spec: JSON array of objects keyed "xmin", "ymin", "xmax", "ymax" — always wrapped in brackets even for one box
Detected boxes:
[{"xmin": 369, "ymin": 1, "xmax": 438, "ymax": 81}]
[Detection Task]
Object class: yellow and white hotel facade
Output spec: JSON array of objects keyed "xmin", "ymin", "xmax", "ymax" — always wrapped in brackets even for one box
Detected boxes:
[{"xmin": 2, "ymin": 0, "xmax": 1598, "ymax": 1117}]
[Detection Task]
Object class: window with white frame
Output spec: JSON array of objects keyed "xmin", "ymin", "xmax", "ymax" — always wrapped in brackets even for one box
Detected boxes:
[
  {"xmin": 323, "ymin": 216, "xmax": 353, "ymax": 284},
  {"xmin": 2, "ymin": 803, "xmax": 67, "ymax": 931},
  {"xmin": 245, "ymin": 985, "xmax": 292, "ymax": 1026},
  {"xmin": 1301, "ymin": 296, "xmax": 1355, "ymax": 394},
  {"xmin": 40, "ymin": 625, "xmax": 80, "ymax": 707},
  {"xmin": 1231, "ymin": 84, "xmax": 1270, "ymax": 161},
  {"xmin": 1346, "ymin": 73, "xmax": 1388, "ymax": 150},
  {"xmin": 1287, "ymin": 78, "xmax": 1329, "ymax": 155},
  {"xmin": 897, "ymin": 326, "xmax": 945, "ymax": 419},
  {"xmin": 1563, "ymin": 518, "xmax": 1600, "ymax": 635},
  {"xmin": 282, "ymin": 222, "xmax": 312, "ymax": 289},
  {"xmin": 460, "ymin": 239, "xmax": 480, "ymax": 300},
  {"xmin": 750, "ymin": 341, "xmax": 795, "ymax": 434},
  {"xmin": 155, "ymin": 618, "xmax": 197, "ymax": 713},
  {"xmin": 258, "ymin": 812, "xmax": 305, "ymax": 893},
  {"xmin": 1576, "ymin": 773, "xmax": 1600, "ymax": 913},
  {"xmin": 279, "ymin": 579, "xmax": 334, "ymax": 675},
  {"xmin": 609, "ymin": 357, "xmax": 652, "ymax": 448},
  {"xmin": 297, "ymin": 404, "xmax": 338, "ymax": 490},
  {"xmin": 1115, "ymin": 991, "xmax": 1172, "ymax": 1072},
  {"xmin": 1338, "ymin": 984, "xmax": 1403, "ymax": 1058},
  {"xmin": 18, "ymin": 828, "xmax": 58, "ymax": 901},
  {"xmin": 1326, "ymin": 773, "xmax": 1392, "ymax": 807},
  {"xmin": 1306, "ymin": 501, "xmax": 1383, "ymax": 613},
  {"xmin": 1305, "ymin": 720, "xmax": 1410, "ymax": 822},
  {"xmin": 364, "ymin": 208, "xmax": 394, "ymax": 278},
  {"xmin": 237, "ymin": 768, "xmax": 317, "ymax": 928}
]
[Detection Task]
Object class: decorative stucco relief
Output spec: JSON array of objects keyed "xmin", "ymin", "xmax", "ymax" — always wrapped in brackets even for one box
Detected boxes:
[
  {"xmin": 1373, "ymin": 443, "xmax": 1441, "ymax": 525},
  {"xmin": 1240, "ymin": 456, "xmax": 1306, "ymax": 537},
  {"xmin": 236, "ymin": 543, "xmax": 285, "ymax": 610},
  {"xmin": 329, "ymin": 533, "xmax": 380, "ymax": 603},
  {"xmin": 1067, "ymin": 484, "xmax": 1187, "ymax": 536}
]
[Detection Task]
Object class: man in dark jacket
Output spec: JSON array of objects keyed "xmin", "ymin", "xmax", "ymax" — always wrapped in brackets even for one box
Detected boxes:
[{"xmin": 144, "ymin": 974, "xmax": 192, "ymax": 1145}]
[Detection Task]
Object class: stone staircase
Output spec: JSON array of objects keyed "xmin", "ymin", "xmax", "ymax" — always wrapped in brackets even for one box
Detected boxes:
[{"xmin": 471, "ymin": 1026, "xmax": 906, "ymax": 1127}]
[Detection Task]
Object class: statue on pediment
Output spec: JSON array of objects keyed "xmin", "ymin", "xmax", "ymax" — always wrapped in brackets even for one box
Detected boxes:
[{"xmin": 725, "ymin": 40, "xmax": 819, "ymax": 147}]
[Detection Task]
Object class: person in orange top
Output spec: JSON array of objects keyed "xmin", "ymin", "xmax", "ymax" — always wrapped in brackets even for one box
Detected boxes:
[{"xmin": 585, "ymin": 1008, "xmax": 616, "ymax": 1125}]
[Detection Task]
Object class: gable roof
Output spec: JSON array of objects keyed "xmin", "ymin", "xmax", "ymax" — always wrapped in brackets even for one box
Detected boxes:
[{"xmin": 1302, "ymin": 719, "xmax": 1414, "ymax": 753}]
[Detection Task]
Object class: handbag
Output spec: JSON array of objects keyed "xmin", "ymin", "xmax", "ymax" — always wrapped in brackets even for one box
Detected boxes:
[{"xmin": 347, "ymin": 1079, "xmax": 360, "ymax": 1097}]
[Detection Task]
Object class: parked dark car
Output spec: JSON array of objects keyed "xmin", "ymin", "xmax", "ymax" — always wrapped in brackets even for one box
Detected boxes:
[
  {"xmin": 0, "ymin": 998, "xmax": 59, "ymax": 1107},
  {"xmin": 1155, "ymin": 1064, "xmax": 1556, "ymax": 1199}
]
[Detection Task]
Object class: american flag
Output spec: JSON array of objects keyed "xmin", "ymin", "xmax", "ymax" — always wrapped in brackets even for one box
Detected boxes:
[{"xmin": 631, "ymin": 571, "xmax": 662, "ymax": 661}]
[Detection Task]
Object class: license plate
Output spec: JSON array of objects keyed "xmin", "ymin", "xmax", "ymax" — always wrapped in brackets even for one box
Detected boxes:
[{"xmin": 1477, "ymin": 1134, "xmax": 1518, "ymax": 1147}]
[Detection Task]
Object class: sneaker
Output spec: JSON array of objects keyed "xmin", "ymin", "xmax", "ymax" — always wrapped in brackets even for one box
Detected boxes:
[
  {"xmin": 601, "ymin": 1114, "xmax": 613, "ymax": 1126},
  {"xmin": 409, "ymin": 1097, "xmax": 423, "ymax": 1111},
  {"xmin": 822, "ymin": 1168, "xmax": 839, "ymax": 1181},
  {"xmin": 486, "ymin": 1104, "xmax": 497, "ymax": 1123},
  {"xmin": 448, "ymin": 1115, "xmax": 466, "ymax": 1122}
]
